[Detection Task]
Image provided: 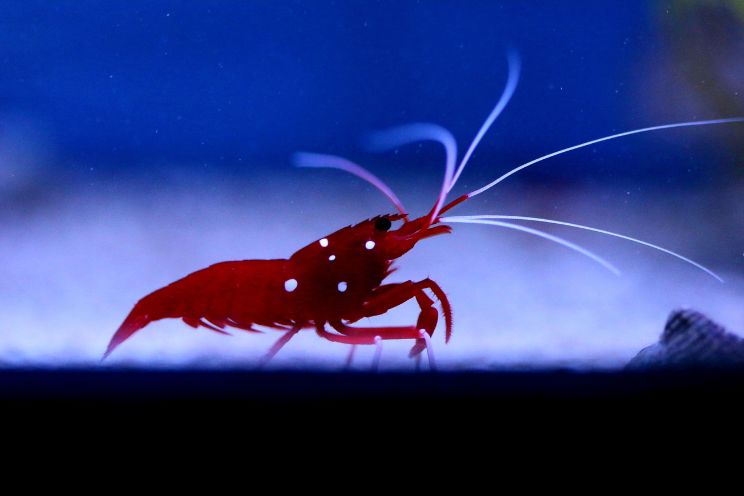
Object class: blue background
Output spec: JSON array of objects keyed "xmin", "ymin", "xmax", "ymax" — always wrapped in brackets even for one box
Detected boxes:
[{"xmin": 3, "ymin": 1, "xmax": 710, "ymax": 181}]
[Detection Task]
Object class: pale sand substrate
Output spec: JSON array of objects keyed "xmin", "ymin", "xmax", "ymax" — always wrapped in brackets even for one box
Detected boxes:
[{"xmin": 1, "ymin": 170, "xmax": 742, "ymax": 370}]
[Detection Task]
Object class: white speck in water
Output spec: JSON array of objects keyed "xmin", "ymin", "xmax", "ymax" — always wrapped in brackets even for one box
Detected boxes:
[
  {"xmin": 337, "ymin": 281, "xmax": 347, "ymax": 293},
  {"xmin": 319, "ymin": 238, "xmax": 329, "ymax": 247},
  {"xmin": 284, "ymin": 279, "xmax": 298, "ymax": 292},
  {"xmin": 365, "ymin": 240, "xmax": 375, "ymax": 250},
  {"xmin": 328, "ymin": 254, "xmax": 336, "ymax": 261}
]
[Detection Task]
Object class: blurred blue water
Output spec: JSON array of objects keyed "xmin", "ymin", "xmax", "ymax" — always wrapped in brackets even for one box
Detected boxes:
[{"xmin": 0, "ymin": 1, "xmax": 683, "ymax": 173}]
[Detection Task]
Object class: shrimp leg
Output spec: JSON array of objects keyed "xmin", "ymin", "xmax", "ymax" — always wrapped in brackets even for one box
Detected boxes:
[
  {"xmin": 358, "ymin": 279, "xmax": 451, "ymax": 337},
  {"xmin": 365, "ymin": 278, "xmax": 451, "ymax": 352},
  {"xmin": 318, "ymin": 323, "xmax": 420, "ymax": 343},
  {"xmin": 258, "ymin": 323, "xmax": 303, "ymax": 368},
  {"xmin": 344, "ymin": 345, "xmax": 357, "ymax": 369},
  {"xmin": 322, "ymin": 322, "xmax": 439, "ymax": 371},
  {"xmin": 331, "ymin": 278, "xmax": 451, "ymax": 358}
]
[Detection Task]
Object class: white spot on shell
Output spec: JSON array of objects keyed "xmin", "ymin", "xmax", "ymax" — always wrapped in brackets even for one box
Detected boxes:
[
  {"xmin": 337, "ymin": 281, "xmax": 348, "ymax": 293},
  {"xmin": 319, "ymin": 238, "xmax": 329, "ymax": 247},
  {"xmin": 284, "ymin": 279, "xmax": 298, "ymax": 292},
  {"xmin": 365, "ymin": 240, "xmax": 375, "ymax": 250},
  {"xmin": 328, "ymin": 254, "xmax": 336, "ymax": 261}
]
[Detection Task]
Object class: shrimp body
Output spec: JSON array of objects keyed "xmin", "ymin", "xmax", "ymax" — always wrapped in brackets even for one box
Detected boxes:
[{"xmin": 104, "ymin": 214, "xmax": 453, "ymax": 360}]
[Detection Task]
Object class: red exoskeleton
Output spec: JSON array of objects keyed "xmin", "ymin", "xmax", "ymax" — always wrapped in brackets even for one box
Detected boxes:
[{"xmin": 104, "ymin": 54, "xmax": 742, "ymax": 369}]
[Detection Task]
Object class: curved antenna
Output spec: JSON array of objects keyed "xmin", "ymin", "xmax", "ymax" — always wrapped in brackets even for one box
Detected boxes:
[
  {"xmin": 467, "ymin": 117, "xmax": 744, "ymax": 198},
  {"xmin": 367, "ymin": 123, "xmax": 457, "ymax": 221},
  {"xmin": 442, "ymin": 214, "xmax": 723, "ymax": 282},
  {"xmin": 293, "ymin": 152, "xmax": 407, "ymax": 215},
  {"xmin": 442, "ymin": 217, "xmax": 620, "ymax": 275},
  {"xmin": 448, "ymin": 51, "xmax": 521, "ymax": 193}
]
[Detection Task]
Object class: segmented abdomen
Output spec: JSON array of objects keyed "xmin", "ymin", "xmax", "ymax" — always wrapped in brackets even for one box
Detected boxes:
[
  {"xmin": 104, "ymin": 259, "xmax": 290, "ymax": 358},
  {"xmin": 155, "ymin": 259, "xmax": 291, "ymax": 327}
]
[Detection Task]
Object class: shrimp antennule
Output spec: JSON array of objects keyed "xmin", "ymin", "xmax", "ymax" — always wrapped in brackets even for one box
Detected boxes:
[
  {"xmin": 367, "ymin": 123, "xmax": 457, "ymax": 222},
  {"xmin": 366, "ymin": 51, "xmax": 521, "ymax": 221},
  {"xmin": 449, "ymin": 50, "xmax": 521, "ymax": 192},
  {"xmin": 293, "ymin": 152, "xmax": 407, "ymax": 215}
]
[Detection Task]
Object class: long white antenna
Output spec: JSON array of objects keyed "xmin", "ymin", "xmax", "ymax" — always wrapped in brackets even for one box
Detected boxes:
[
  {"xmin": 467, "ymin": 118, "xmax": 744, "ymax": 198},
  {"xmin": 443, "ymin": 214, "xmax": 723, "ymax": 282},
  {"xmin": 442, "ymin": 217, "xmax": 621, "ymax": 275}
]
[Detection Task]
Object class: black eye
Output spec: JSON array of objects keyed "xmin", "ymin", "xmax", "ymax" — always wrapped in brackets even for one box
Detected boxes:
[{"xmin": 375, "ymin": 217, "xmax": 392, "ymax": 231}]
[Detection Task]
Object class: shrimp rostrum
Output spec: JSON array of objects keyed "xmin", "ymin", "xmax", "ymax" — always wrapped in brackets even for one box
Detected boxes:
[{"xmin": 105, "ymin": 53, "xmax": 743, "ymax": 369}]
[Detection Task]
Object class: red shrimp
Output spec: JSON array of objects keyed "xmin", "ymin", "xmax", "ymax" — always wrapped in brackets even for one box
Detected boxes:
[
  {"xmin": 104, "ymin": 210, "xmax": 455, "ymax": 367},
  {"xmin": 104, "ymin": 53, "xmax": 742, "ymax": 368}
]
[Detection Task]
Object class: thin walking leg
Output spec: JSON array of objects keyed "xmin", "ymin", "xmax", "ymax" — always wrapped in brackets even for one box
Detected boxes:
[
  {"xmin": 419, "ymin": 329, "xmax": 437, "ymax": 371},
  {"xmin": 371, "ymin": 336, "xmax": 383, "ymax": 372},
  {"xmin": 258, "ymin": 324, "xmax": 302, "ymax": 369},
  {"xmin": 345, "ymin": 345, "xmax": 357, "ymax": 370}
]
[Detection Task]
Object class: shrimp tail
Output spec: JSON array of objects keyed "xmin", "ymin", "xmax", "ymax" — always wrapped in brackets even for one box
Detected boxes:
[
  {"xmin": 103, "ymin": 282, "xmax": 179, "ymax": 360},
  {"xmin": 102, "ymin": 302, "xmax": 154, "ymax": 360}
]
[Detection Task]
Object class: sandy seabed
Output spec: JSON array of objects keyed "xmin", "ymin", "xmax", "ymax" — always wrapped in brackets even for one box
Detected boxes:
[{"xmin": 2, "ymin": 169, "xmax": 742, "ymax": 371}]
